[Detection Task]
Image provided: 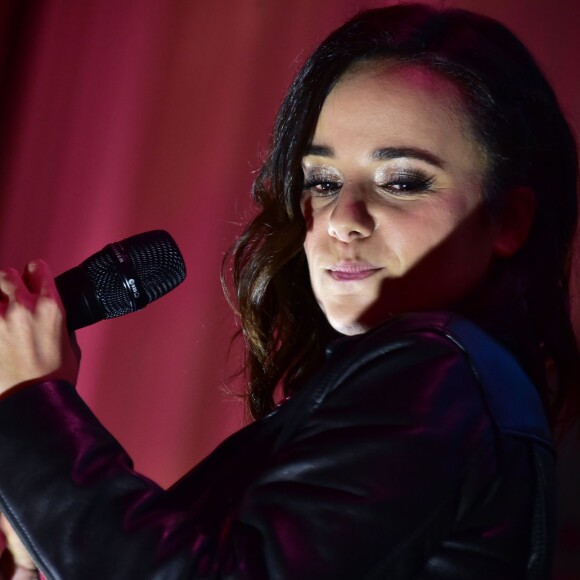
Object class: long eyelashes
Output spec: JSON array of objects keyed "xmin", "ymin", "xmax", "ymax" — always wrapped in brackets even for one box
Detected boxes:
[
  {"xmin": 380, "ymin": 169, "xmax": 434, "ymax": 194},
  {"xmin": 302, "ymin": 169, "xmax": 435, "ymax": 197},
  {"xmin": 303, "ymin": 175, "xmax": 343, "ymax": 195}
]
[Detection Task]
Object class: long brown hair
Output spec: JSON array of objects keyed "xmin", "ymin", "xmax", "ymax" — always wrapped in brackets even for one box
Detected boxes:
[{"xmin": 222, "ymin": 4, "xmax": 580, "ymax": 430}]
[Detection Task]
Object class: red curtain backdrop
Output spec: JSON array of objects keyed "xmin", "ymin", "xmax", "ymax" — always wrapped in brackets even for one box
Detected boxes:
[{"xmin": 0, "ymin": 0, "xmax": 579, "ymax": 576}]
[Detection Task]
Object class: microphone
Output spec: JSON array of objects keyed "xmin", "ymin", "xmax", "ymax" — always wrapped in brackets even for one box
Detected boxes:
[{"xmin": 55, "ymin": 230, "xmax": 186, "ymax": 330}]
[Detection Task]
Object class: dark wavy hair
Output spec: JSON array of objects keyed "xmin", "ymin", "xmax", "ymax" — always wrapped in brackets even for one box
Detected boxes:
[{"xmin": 222, "ymin": 3, "xmax": 580, "ymax": 430}]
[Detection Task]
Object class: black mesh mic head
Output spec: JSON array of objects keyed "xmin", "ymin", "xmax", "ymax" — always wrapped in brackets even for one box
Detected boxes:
[
  {"xmin": 56, "ymin": 230, "xmax": 186, "ymax": 330},
  {"xmin": 85, "ymin": 230, "xmax": 186, "ymax": 319}
]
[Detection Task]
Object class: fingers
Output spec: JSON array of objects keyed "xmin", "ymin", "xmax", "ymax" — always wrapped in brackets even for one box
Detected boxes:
[
  {"xmin": 0, "ymin": 259, "xmax": 79, "ymax": 394},
  {"xmin": 22, "ymin": 260, "xmax": 58, "ymax": 300},
  {"xmin": 0, "ymin": 268, "xmax": 26, "ymax": 303},
  {"xmin": 0, "ymin": 260, "xmax": 59, "ymax": 311},
  {"xmin": 0, "ymin": 269, "xmax": 37, "ymax": 319}
]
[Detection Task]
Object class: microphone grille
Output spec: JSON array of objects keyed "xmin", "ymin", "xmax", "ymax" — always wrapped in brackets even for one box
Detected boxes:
[{"xmin": 84, "ymin": 230, "xmax": 186, "ymax": 319}]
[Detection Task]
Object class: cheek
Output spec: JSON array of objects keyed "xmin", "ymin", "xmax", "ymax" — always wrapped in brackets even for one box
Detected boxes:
[
  {"xmin": 301, "ymin": 196, "xmax": 314, "ymax": 231},
  {"xmin": 381, "ymin": 206, "xmax": 459, "ymax": 261},
  {"xmin": 301, "ymin": 197, "xmax": 320, "ymax": 276},
  {"xmin": 408, "ymin": 196, "xmax": 479, "ymax": 242},
  {"xmin": 380, "ymin": 199, "xmax": 488, "ymax": 276},
  {"xmin": 303, "ymin": 228, "xmax": 321, "ymax": 273},
  {"xmin": 302, "ymin": 205, "xmax": 329, "ymax": 262}
]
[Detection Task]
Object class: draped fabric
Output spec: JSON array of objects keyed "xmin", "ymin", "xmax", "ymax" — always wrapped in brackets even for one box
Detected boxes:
[{"xmin": 0, "ymin": 0, "xmax": 578, "ymax": 576}]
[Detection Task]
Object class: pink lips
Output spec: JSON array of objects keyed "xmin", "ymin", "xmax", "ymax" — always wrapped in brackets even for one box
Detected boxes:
[{"xmin": 328, "ymin": 262, "xmax": 381, "ymax": 281}]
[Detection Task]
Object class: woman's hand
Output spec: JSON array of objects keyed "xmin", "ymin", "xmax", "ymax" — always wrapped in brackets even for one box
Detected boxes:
[
  {"xmin": 0, "ymin": 260, "xmax": 74, "ymax": 579},
  {"xmin": 0, "ymin": 514, "xmax": 38, "ymax": 579},
  {"xmin": 0, "ymin": 260, "xmax": 79, "ymax": 396}
]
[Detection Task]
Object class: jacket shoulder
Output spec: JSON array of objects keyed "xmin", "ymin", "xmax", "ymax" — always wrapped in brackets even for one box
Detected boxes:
[{"xmin": 332, "ymin": 311, "xmax": 552, "ymax": 448}]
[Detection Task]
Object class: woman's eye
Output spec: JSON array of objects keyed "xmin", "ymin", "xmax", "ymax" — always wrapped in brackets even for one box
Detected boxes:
[
  {"xmin": 381, "ymin": 172, "xmax": 433, "ymax": 195},
  {"xmin": 303, "ymin": 178, "xmax": 342, "ymax": 196}
]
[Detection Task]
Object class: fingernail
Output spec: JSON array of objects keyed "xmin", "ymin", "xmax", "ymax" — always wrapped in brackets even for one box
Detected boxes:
[{"xmin": 27, "ymin": 261, "xmax": 38, "ymax": 273}]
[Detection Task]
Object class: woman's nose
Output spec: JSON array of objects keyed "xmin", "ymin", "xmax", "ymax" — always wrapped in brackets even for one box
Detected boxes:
[{"xmin": 328, "ymin": 189, "xmax": 375, "ymax": 242}]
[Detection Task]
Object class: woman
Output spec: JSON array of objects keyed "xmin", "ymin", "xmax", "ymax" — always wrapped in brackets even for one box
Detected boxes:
[{"xmin": 0, "ymin": 4, "xmax": 577, "ymax": 579}]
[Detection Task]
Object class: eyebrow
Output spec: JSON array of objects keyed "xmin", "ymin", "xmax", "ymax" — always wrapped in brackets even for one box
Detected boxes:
[{"xmin": 304, "ymin": 144, "xmax": 445, "ymax": 169}]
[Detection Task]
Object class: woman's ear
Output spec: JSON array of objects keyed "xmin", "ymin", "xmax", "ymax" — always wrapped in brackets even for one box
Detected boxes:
[{"xmin": 493, "ymin": 186, "xmax": 536, "ymax": 257}]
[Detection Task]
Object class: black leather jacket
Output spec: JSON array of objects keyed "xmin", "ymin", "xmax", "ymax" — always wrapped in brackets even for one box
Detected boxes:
[{"xmin": 0, "ymin": 312, "xmax": 554, "ymax": 579}]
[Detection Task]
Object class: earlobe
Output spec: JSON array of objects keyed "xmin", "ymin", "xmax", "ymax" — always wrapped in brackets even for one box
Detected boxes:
[{"xmin": 492, "ymin": 186, "xmax": 536, "ymax": 257}]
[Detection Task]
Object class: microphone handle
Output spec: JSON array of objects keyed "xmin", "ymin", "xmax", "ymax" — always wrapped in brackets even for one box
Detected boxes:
[{"xmin": 55, "ymin": 266, "xmax": 104, "ymax": 331}]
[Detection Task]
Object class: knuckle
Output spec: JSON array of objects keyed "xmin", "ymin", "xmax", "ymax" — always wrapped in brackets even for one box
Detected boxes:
[
  {"xmin": 5, "ymin": 301, "xmax": 32, "ymax": 321},
  {"xmin": 36, "ymin": 296, "xmax": 64, "ymax": 319}
]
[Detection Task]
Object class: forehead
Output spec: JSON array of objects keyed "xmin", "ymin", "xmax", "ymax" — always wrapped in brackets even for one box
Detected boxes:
[
  {"xmin": 330, "ymin": 59, "xmax": 469, "ymax": 120},
  {"xmin": 310, "ymin": 60, "xmax": 482, "ymax": 163}
]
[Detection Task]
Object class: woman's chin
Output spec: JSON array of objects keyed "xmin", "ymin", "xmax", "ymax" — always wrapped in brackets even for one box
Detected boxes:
[
  {"xmin": 325, "ymin": 307, "xmax": 403, "ymax": 335},
  {"xmin": 327, "ymin": 317, "xmax": 373, "ymax": 336}
]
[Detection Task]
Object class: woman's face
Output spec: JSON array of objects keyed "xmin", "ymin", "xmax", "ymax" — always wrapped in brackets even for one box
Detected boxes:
[{"xmin": 301, "ymin": 61, "xmax": 504, "ymax": 335}]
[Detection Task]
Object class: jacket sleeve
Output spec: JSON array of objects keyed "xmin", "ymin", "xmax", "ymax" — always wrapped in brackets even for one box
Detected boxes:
[{"xmin": 0, "ymin": 331, "xmax": 541, "ymax": 579}]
